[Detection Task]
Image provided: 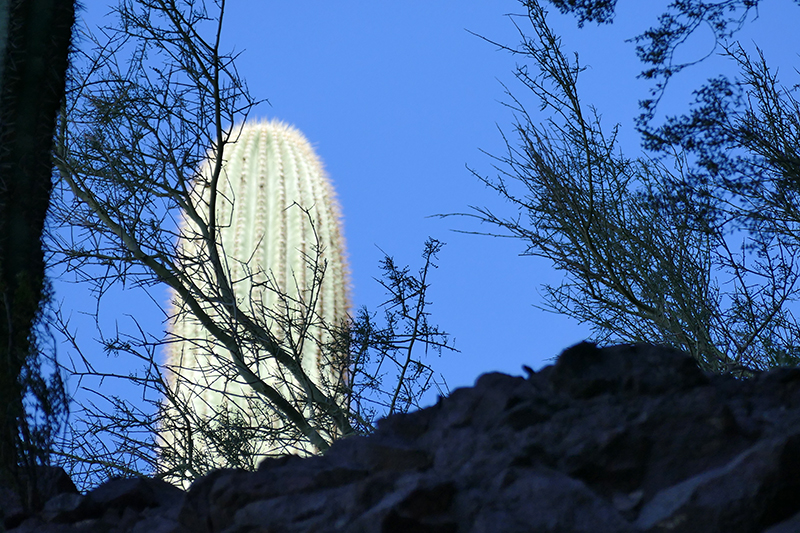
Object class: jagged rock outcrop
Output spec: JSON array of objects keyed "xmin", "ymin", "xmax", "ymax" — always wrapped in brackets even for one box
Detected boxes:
[{"xmin": 5, "ymin": 342, "xmax": 800, "ymax": 532}]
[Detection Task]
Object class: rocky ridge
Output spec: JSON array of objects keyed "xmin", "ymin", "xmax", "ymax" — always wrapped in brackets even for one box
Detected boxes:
[{"xmin": 4, "ymin": 341, "xmax": 800, "ymax": 532}]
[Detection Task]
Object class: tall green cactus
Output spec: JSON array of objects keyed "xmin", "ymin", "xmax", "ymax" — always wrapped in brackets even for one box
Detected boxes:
[{"xmin": 161, "ymin": 119, "xmax": 350, "ymax": 481}]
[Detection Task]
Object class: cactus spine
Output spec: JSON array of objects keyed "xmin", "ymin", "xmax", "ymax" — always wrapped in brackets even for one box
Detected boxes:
[{"xmin": 162, "ymin": 119, "xmax": 349, "ymax": 480}]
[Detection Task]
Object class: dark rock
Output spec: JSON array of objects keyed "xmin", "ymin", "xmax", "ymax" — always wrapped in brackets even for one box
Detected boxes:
[
  {"xmin": 0, "ymin": 466, "xmax": 78, "ymax": 529},
  {"xmin": 84, "ymin": 476, "xmax": 185, "ymax": 514},
  {"xmin": 634, "ymin": 433, "xmax": 800, "ymax": 532},
  {"xmin": 42, "ymin": 492, "xmax": 84, "ymax": 522},
  {"xmin": 464, "ymin": 467, "xmax": 637, "ymax": 533},
  {"xmin": 765, "ymin": 510, "xmax": 800, "ymax": 533},
  {"xmin": 6, "ymin": 342, "xmax": 800, "ymax": 532},
  {"xmin": 551, "ymin": 342, "xmax": 709, "ymax": 397}
]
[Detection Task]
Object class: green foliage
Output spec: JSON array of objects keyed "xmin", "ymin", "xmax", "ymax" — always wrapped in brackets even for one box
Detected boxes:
[
  {"xmin": 457, "ymin": 0, "xmax": 800, "ymax": 375},
  {"xmin": 542, "ymin": 0, "xmax": 617, "ymax": 26}
]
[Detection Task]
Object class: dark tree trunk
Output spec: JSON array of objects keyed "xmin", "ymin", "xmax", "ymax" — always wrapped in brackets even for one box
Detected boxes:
[{"xmin": 0, "ymin": 0, "xmax": 75, "ymax": 511}]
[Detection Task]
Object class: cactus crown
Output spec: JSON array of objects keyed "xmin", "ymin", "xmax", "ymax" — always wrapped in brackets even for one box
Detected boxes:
[{"xmin": 161, "ymin": 119, "xmax": 350, "ymax": 481}]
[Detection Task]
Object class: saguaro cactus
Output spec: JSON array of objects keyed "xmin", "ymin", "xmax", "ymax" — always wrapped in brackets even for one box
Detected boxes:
[{"xmin": 161, "ymin": 119, "xmax": 350, "ymax": 481}]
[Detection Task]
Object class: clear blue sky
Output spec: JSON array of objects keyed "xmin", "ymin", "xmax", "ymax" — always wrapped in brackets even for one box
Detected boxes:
[{"xmin": 53, "ymin": 1, "xmax": 800, "ymax": 411}]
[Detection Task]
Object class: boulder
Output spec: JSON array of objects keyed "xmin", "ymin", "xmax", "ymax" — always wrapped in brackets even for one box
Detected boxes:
[
  {"xmin": 6, "ymin": 342, "xmax": 800, "ymax": 532},
  {"xmin": 0, "ymin": 465, "xmax": 78, "ymax": 529}
]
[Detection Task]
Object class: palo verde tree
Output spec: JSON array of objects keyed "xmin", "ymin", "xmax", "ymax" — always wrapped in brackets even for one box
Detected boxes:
[
  {"xmin": 455, "ymin": 0, "xmax": 800, "ymax": 375},
  {"xmin": 49, "ymin": 0, "xmax": 453, "ymax": 490}
]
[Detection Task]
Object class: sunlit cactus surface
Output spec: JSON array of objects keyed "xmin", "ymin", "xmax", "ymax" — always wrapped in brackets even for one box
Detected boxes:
[{"xmin": 162, "ymin": 119, "xmax": 350, "ymax": 479}]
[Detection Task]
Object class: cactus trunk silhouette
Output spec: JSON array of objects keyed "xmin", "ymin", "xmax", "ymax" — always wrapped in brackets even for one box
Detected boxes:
[
  {"xmin": 0, "ymin": 0, "xmax": 74, "ymax": 509},
  {"xmin": 161, "ymin": 119, "xmax": 350, "ymax": 482}
]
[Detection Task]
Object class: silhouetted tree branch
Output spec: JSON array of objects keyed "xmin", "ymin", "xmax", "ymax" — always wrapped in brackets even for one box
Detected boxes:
[
  {"xmin": 451, "ymin": 0, "xmax": 800, "ymax": 376},
  {"xmin": 48, "ymin": 0, "xmax": 454, "ymax": 490}
]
